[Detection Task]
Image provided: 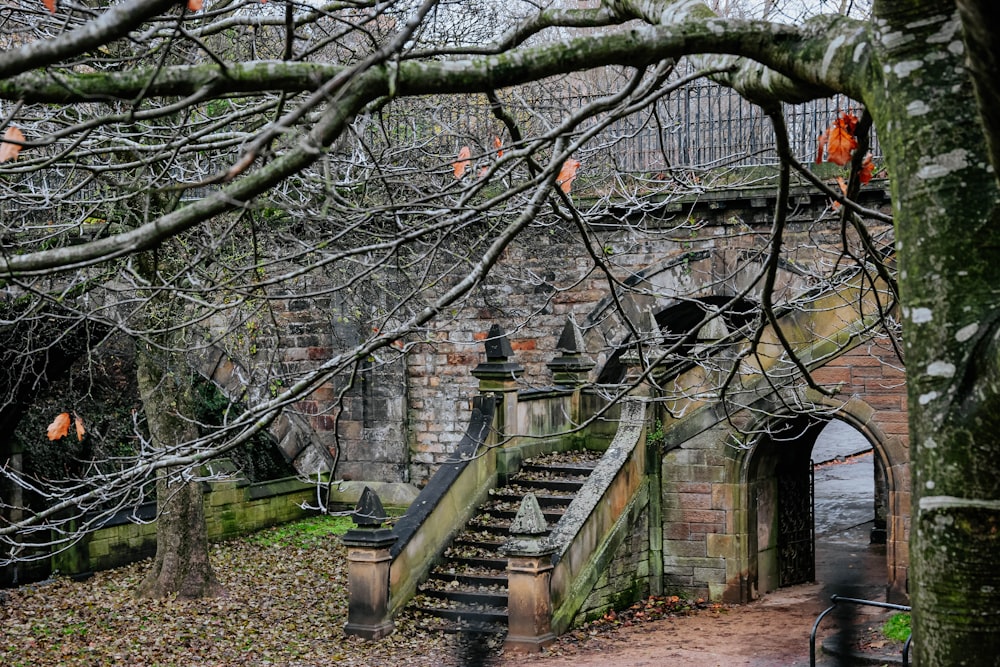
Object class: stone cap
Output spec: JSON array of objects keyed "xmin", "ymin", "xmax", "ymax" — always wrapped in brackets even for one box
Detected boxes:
[
  {"xmin": 502, "ymin": 493, "xmax": 556, "ymax": 557},
  {"xmin": 352, "ymin": 486, "xmax": 388, "ymax": 527},
  {"xmin": 484, "ymin": 323, "xmax": 515, "ymax": 361}
]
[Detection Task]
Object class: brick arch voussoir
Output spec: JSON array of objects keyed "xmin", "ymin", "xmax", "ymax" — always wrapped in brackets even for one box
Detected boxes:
[{"xmin": 188, "ymin": 345, "xmax": 335, "ymax": 476}]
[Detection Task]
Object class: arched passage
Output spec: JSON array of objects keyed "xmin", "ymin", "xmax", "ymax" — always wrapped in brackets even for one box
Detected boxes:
[{"xmin": 741, "ymin": 400, "xmax": 900, "ymax": 602}]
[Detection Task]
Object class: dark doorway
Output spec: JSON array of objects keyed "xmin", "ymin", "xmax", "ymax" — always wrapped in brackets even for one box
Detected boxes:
[{"xmin": 748, "ymin": 416, "xmax": 887, "ymax": 600}]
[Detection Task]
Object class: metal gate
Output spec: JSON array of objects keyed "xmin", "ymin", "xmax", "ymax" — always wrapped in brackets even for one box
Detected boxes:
[{"xmin": 778, "ymin": 461, "xmax": 815, "ymax": 587}]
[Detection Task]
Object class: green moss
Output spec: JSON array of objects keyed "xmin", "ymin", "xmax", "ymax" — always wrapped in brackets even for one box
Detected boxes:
[
  {"xmin": 883, "ymin": 613, "xmax": 911, "ymax": 642},
  {"xmin": 251, "ymin": 515, "xmax": 355, "ymax": 547}
]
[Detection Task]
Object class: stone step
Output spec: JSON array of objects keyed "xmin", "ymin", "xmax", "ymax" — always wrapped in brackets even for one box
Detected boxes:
[
  {"xmin": 488, "ymin": 490, "xmax": 575, "ymax": 507},
  {"xmin": 420, "ymin": 588, "xmax": 508, "ymax": 607},
  {"xmin": 415, "ymin": 603, "xmax": 508, "ymax": 626},
  {"xmin": 512, "ymin": 477, "xmax": 586, "ymax": 493},
  {"xmin": 402, "ymin": 449, "xmax": 605, "ymax": 636},
  {"xmin": 427, "ymin": 571, "xmax": 508, "ymax": 588}
]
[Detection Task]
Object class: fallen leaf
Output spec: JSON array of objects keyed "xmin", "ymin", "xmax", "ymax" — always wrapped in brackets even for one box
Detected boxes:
[
  {"xmin": 453, "ymin": 146, "xmax": 470, "ymax": 179},
  {"xmin": 0, "ymin": 126, "xmax": 26, "ymax": 163},
  {"xmin": 41, "ymin": 0, "xmax": 56, "ymax": 12},
  {"xmin": 557, "ymin": 159, "xmax": 581, "ymax": 193},
  {"xmin": 47, "ymin": 412, "xmax": 71, "ymax": 441}
]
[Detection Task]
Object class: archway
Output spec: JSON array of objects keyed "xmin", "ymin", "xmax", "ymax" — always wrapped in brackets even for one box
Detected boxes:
[
  {"xmin": 812, "ymin": 420, "xmax": 888, "ymax": 599},
  {"xmin": 744, "ymin": 410, "xmax": 891, "ymax": 601}
]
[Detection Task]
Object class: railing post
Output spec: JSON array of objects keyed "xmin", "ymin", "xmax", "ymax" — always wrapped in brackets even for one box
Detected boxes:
[
  {"xmin": 342, "ymin": 487, "xmax": 396, "ymax": 639},
  {"xmin": 547, "ymin": 315, "xmax": 595, "ymax": 424},
  {"xmin": 471, "ymin": 323, "xmax": 524, "ymax": 445},
  {"xmin": 619, "ymin": 307, "xmax": 664, "ymax": 398},
  {"xmin": 503, "ymin": 493, "xmax": 557, "ymax": 653}
]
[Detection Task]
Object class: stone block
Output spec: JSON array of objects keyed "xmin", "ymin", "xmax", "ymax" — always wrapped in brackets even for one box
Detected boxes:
[{"xmin": 706, "ymin": 533, "xmax": 736, "ymax": 559}]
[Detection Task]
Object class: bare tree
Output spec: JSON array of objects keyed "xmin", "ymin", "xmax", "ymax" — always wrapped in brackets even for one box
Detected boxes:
[{"xmin": 0, "ymin": 0, "xmax": 997, "ymax": 662}]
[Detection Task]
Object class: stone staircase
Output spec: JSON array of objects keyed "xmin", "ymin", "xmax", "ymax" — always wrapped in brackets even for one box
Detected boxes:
[{"xmin": 405, "ymin": 449, "xmax": 604, "ymax": 634}]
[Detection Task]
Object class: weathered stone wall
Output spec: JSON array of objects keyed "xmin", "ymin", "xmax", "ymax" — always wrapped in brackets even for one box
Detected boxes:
[
  {"xmin": 572, "ymin": 505, "xmax": 652, "ymax": 623},
  {"xmin": 202, "ymin": 185, "xmax": 892, "ymax": 488},
  {"xmin": 656, "ymin": 329, "xmax": 910, "ymax": 603},
  {"xmin": 74, "ymin": 473, "xmax": 318, "ymax": 576},
  {"xmin": 659, "ymin": 423, "xmax": 738, "ymax": 602},
  {"xmin": 404, "ymin": 185, "xmax": 893, "ymax": 484}
]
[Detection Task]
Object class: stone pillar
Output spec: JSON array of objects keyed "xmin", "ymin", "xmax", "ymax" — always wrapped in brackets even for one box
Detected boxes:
[
  {"xmin": 503, "ymin": 493, "xmax": 557, "ymax": 653},
  {"xmin": 546, "ymin": 315, "xmax": 595, "ymax": 424},
  {"xmin": 619, "ymin": 307, "xmax": 665, "ymax": 398},
  {"xmin": 471, "ymin": 323, "xmax": 524, "ymax": 445},
  {"xmin": 342, "ymin": 487, "xmax": 396, "ymax": 639}
]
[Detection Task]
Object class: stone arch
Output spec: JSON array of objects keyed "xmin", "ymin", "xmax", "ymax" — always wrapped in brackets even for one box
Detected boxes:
[
  {"xmin": 737, "ymin": 393, "xmax": 907, "ymax": 602},
  {"xmin": 189, "ymin": 345, "xmax": 335, "ymax": 476},
  {"xmin": 580, "ymin": 250, "xmax": 814, "ymax": 383}
]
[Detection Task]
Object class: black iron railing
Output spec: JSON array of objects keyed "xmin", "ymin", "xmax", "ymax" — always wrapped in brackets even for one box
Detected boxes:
[{"xmin": 810, "ymin": 594, "xmax": 912, "ymax": 667}]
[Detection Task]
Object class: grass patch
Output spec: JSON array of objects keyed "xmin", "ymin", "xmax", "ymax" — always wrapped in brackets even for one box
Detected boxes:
[
  {"xmin": 251, "ymin": 514, "xmax": 354, "ymax": 547},
  {"xmin": 883, "ymin": 612, "xmax": 911, "ymax": 642}
]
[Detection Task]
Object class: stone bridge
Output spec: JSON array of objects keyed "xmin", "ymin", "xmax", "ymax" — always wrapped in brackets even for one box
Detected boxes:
[
  {"xmin": 287, "ymin": 181, "xmax": 908, "ymax": 605},
  {"xmin": 338, "ymin": 228, "xmax": 907, "ymax": 641}
]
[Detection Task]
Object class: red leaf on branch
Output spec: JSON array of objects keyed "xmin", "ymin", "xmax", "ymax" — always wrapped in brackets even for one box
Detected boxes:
[
  {"xmin": 859, "ymin": 152, "xmax": 875, "ymax": 184},
  {"xmin": 832, "ymin": 176, "xmax": 848, "ymax": 209},
  {"xmin": 187, "ymin": 0, "xmax": 203, "ymax": 11},
  {"xmin": 557, "ymin": 159, "xmax": 581, "ymax": 193},
  {"xmin": 817, "ymin": 111, "xmax": 861, "ymax": 167},
  {"xmin": 41, "ymin": 0, "xmax": 56, "ymax": 12},
  {"xmin": 47, "ymin": 413, "xmax": 71, "ymax": 441},
  {"xmin": 825, "ymin": 125, "xmax": 857, "ymax": 166},
  {"xmin": 815, "ymin": 129, "xmax": 828, "ymax": 164},
  {"xmin": 493, "ymin": 136, "xmax": 503, "ymax": 158},
  {"xmin": 0, "ymin": 126, "xmax": 25, "ymax": 163},
  {"xmin": 453, "ymin": 146, "xmax": 471, "ymax": 179}
]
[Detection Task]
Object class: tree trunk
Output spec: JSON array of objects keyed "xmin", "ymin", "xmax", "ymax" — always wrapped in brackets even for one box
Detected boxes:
[
  {"xmin": 870, "ymin": 1, "xmax": 1000, "ymax": 662},
  {"xmin": 134, "ymin": 342, "xmax": 222, "ymax": 599}
]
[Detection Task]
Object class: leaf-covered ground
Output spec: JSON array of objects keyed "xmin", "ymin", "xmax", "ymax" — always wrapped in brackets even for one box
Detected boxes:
[
  {"xmin": 0, "ymin": 516, "xmax": 720, "ymax": 666},
  {"xmin": 0, "ymin": 518, "xmax": 473, "ymax": 666}
]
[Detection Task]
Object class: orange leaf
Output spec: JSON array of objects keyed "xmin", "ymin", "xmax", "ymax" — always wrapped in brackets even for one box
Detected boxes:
[
  {"xmin": 0, "ymin": 126, "xmax": 25, "ymax": 163},
  {"xmin": 825, "ymin": 125, "xmax": 857, "ymax": 167},
  {"xmin": 832, "ymin": 176, "xmax": 848, "ymax": 209},
  {"xmin": 815, "ymin": 129, "xmax": 828, "ymax": 164},
  {"xmin": 187, "ymin": 0, "xmax": 203, "ymax": 10},
  {"xmin": 453, "ymin": 146, "xmax": 471, "ymax": 179},
  {"xmin": 47, "ymin": 413, "xmax": 71, "ymax": 441},
  {"xmin": 493, "ymin": 136, "xmax": 503, "ymax": 158},
  {"xmin": 74, "ymin": 414, "xmax": 86, "ymax": 441},
  {"xmin": 41, "ymin": 0, "xmax": 56, "ymax": 12},
  {"xmin": 836, "ymin": 111, "xmax": 859, "ymax": 134},
  {"xmin": 557, "ymin": 159, "xmax": 581, "ymax": 193},
  {"xmin": 859, "ymin": 153, "xmax": 875, "ymax": 184}
]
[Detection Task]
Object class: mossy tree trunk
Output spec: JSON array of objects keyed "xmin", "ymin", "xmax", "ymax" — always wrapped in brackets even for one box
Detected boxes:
[
  {"xmin": 868, "ymin": 1, "xmax": 1000, "ymax": 662},
  {"xmin": 134, "ymin": 341, "xmax": 222, "ymax": 599}
]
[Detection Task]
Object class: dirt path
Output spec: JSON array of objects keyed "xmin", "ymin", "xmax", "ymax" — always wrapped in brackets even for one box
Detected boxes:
[
  {"xmin": 497, "ymin": 583, "xmax": 830, "ymax": 667},
  {"xmin": 496, "ymin": 521, "xmax": 899, "ymax": 667}
]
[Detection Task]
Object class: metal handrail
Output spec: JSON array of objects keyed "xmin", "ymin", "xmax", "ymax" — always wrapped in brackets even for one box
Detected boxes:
[{"xmin": 810, "ymin": 594, "xmax": 912, "ymax": 667}]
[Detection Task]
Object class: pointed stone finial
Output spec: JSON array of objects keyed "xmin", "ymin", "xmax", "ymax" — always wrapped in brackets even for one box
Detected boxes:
[
  {"xmin": 509, "ymin": 493, "xmax": 548, "ymax": 536},
  {"xmin": 548, "ymin": 315, "xmax": 595, "ymax": 386},
  {"xmin": 555, "ymin": 315, "xmax": 586, "ymax": 355},
  {"xmin": 638, "ymin": 306, "xmax": 659, "ymax": 341},
  {"xmin": 484, "ymin": 323, "xmax": 515, "ymax": 361},
  {"xmin": 352, "ymin": 486, "xmax": 388, "ymax": 527}
]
